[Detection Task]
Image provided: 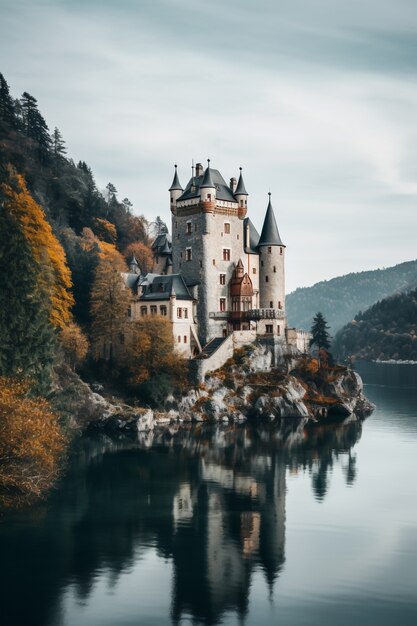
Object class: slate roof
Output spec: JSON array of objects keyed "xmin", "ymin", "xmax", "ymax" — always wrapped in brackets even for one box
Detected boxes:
[
  {"xmin": 140, "ymin": 273, "xmax": 194, "ymax": 301},
  {"xmin": 152, "ymin": 233, "xmax": 172, "ymax": 255},
  {"xmin": 243, "ymin": 217, "xmax": 260, "ymax": 254},
  {"xmin": 258, "ymin": 195, "xmax": 285, "ymax": 247},
  {"xmin": 178, "ymin": 168, "xmax": 238, "ymax": 203},
  {"xmin": 169, "ymin": 165, "xmax": 183, "ymax": 191},
  {"xmin": 122, "ymin": 272, "xmax": 142, "ymax": 291},
  {"xmin": 234, "ymin": 168, "xmax": 248, "ymax": 195}
]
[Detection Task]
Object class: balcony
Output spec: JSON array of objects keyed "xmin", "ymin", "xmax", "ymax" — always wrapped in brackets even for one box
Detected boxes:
[{"xmin": 242, "ymin": 308, "xmax": 285, "ymax": 321}]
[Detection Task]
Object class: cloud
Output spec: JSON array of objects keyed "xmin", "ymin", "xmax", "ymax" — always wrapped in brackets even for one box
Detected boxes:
[{"xmin": 1, "ymin": 0, "xmax": 416, "ymax": 289}]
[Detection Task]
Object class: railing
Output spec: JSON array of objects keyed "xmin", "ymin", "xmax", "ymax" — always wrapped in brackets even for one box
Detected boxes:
[
  {"xmin": 209, "ymin": 308, "xmax": 285, "ymax": 321},
  {"xmin": 243, "ymin": 308, "xmax": 285, "ymax": 320}
]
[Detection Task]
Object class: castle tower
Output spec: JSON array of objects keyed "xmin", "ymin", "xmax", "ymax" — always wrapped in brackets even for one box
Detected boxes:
[
  {"xmin": 258, "ymin": 193, "xmax": 286, "ymax": 337},
  {"xmin": 199, "ymin": 159, "xmax": 216, "ymax": 208},
  {"xmin": 169, "ymin": 164, "xmax": 183, "ymax": 215},
  {"xmin": 233, "ymin": 167, "xmax": 248, "ymax": 219}
]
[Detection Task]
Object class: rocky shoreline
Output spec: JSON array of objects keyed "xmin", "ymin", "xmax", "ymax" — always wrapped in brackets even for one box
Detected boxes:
[{"xmin": 54, "ymin": 344, "xmax": 374, "ymax": 438}]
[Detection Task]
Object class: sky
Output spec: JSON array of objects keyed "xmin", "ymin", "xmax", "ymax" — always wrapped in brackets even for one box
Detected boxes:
[{"xmin": 1, "ymin": 0, "xmax": 416, "ymax": 291}]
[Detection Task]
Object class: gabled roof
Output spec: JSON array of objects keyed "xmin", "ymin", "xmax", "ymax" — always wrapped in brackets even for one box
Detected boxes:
[
  {"xmin": 243, "ymin": 217, "xmax": 260, "ymax": 254},
  {"xmin": 121, "ymin": 272, "xmax": 142, "ymax": 291},
  {"xmin": 152, "ymin": 233, "xmax": 172, "ymax": 255},
  {"xmin": 178, "ymin": 168, "xmax": 238, "ymax": 203},
  {"xmin": 234, "ymin": 168, "xmax": 248, "ymax": 196},
  {"xmin": 140, "ymin": 273, "xmax": 194, "ymax": 301},
  {"xmin": 169, "ymin": 165, "xmax": 183, "ymax": 191},
  {"xmin": 258, "ymin": 195, "xmax": 285, "ymax": 247}
]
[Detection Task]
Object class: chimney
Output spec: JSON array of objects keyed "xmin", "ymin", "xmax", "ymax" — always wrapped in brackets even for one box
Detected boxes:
[
  {"xmin": 230, "ymin": 177, "xmax": 237, "ymax": 193},
  {"xmin": 195, "ymin": 163, "xmax": 203, "ymax": 177}
]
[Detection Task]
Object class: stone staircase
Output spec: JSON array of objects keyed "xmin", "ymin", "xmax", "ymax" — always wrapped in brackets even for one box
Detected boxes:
[{"xmin": 193, "ymin": 337, "xmax": 225, "ymax": 360}]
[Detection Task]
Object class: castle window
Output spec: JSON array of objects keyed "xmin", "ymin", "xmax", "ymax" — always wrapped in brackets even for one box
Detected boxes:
[
  {"xmin": 186, "ymin": 221, "xmax": 192, "ymax": 234},
  {"xmin": 160, "ymin": 305, "xmax": 167, "ymax": 316},
  {"xmin": 237, "ymin": 234, "xmax": 239, "ymax": 240},
  {"xmin": 273, "ymin": 266, "xmax": 276, "ymax": 273},
  {"xmin": 277, "ymin": 325, "xmax": 281, "ymax": 335},
  {"xmin": 280, "ymin": 247, "xmax": 283, "ymax": 255},
  {"xmin": 268, "ymin": 246, "xmax": 272, "ymax": 254},
  {"xmin": 186, "ymin": 247, "xmax": 192, "ymax": 261},
  {"xmin": 265, "ymin": 324, "xmax": 273, "ymax": 334},
  {"xmin": 253, "ymin": 268, "xmax": 257, "ymax": 274},
  {"xmin": 220, "ymin": 273, "xmax": 226, "ymax": 285},
  {"xmin": 184, "ymin": 308, "xmax": 188, "ymax": 319},
  {"xmin": 178, "ymin": 336, "xmax": 181, "ymax": 343},
  {"xmin": 140, "ymin": 306, "xmax": 147, "ymax": 316},
  {"xmin": 200, "ymin": 260, "xmax": 202, "ymax": 268},
  {"xmin": 270, "ymin": 301, "xmax": 273, "ymax": 308},
  {"xmin": 265, "ymin": 276, "xmax": 269, "ymax": 282},
  {"xmin": 184, "ymin": 335, "xmax": 187, "ymax": 344},
  {"xmin": 207, "ymin": 193, "xmax": 212, "ymax": 201},
  {"xmin": 223, "ymin": 248, "xmax": 231, "ymax": 261},
  {"xmin": 278, "ymin": 301, "xmax": 282, "ymax": 309},
  {"xmin": 177, "ymin": 308, "xmax": 182, "ymax": 318},
  {"xmin": 224, "ymin": 223, "xmax": 230, "ymax": 234},
  {"xmin": 127, "ymin": 306, "xmax": 132, "ymax": 318},
  {"xmin": 240, "ymin": 200, "xmax": 244, "ymax": 207},
  {"xmin": 220, "ymin": 298, "xmax": 226, "ymax": 312},
  {"xmin": 150, "ymin": 305, "xmax": 157, "ymax": 315},
  {"xmin": 213, "ymin": 259, "xmax": 216, "ymax": 265},
  {"xmin": 261, "ymin": 260, "xmax": 264, "ymax": 267}
]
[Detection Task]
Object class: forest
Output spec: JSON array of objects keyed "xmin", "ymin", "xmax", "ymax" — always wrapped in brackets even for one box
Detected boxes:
[
  {"xmin": 0, "ymin": 71, "xmax": 182, "ymax": 506},
  {"xmin": 287, "ymin": 260, "xmax": 417, "ymax": 334},
  {"xmin": 333, "ymin": 288, "xmax": 417, "ymax": 362}
]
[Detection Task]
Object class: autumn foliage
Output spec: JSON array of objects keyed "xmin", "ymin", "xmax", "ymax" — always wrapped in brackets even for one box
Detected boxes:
[
  {"xmin": 0, "ymin": 377, "xmax": 66, "ymax": 508},
  {"xmin": 123, "ymin": 241, "xmax": 153, "ymax": 274},
  {"xmin": 60, "ymin": 323, "xmax": 89, "ymax": 370},
  {"xmin": 1, "ymin": 172, "xmax": 74, "ymax": 329}
]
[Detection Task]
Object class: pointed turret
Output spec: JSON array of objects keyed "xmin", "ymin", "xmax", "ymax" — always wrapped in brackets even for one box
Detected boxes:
[
  {"xmin": 200, "ymin": 159, "xmax": 215, "ymax": 188},
  {"xmin": 169, "ymin": 164, "xmax": 183, "ymax": 191},
  {"xmin": 258, "ymin": 193, "xmax": 286, "ymax": 327},
  {"xmin": 129, "ymin": 255, "xmax": 140, "ymax": 274},
  {"xmin": 234, "ymin": 167, "xmax": 248, "ymax": 219},
  {"xmin": 200, "ymin": 159, "xmax": 216, "ymax": 208},
  {"xmin": 169, "ymin": 164, "xmax": 183, "ymax": 215},
  {"xmin": 258, "ymin": 193, "xmax": 284, "ymax": 247}
]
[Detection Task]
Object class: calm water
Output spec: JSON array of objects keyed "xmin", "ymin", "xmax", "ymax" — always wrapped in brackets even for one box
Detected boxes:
[{"xmin": 1, "ymin": 364, "xmax": 417, "ymax": 626}]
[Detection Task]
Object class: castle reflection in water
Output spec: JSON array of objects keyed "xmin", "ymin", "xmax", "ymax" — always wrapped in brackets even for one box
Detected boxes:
[{"xmin": 0, "ymin": 418, "xmax": 363, "ymax": 626}]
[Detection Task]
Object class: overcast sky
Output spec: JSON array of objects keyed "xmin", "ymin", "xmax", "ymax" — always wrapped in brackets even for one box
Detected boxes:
[{"xmin": 1, "ymin": 0, "xmax": 416, "ymax": 291}]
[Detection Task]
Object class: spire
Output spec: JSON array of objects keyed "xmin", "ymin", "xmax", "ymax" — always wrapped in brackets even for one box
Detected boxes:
[
  {"xmin": 200, "ymin": 159, "xmax": 215, "ymax": 188},
  {"xmin": 234, "ymin": 167, "xmax": 248, "ymax": 196},
  {"xmin": 129, "ymin": 255, "xmax": 140, "ymax": 274},
  {"xmin": 258, "ymin": 193, "xmax": 285, "ymax": 247},
  {"xmin": 169, "ymin": 164, "xmax": 183, "ymax": 191}
]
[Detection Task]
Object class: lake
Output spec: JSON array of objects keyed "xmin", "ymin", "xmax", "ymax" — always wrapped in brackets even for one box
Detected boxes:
[{"xmin": 1, "ymin": 363, "xmax": 416, "ymax": 626}]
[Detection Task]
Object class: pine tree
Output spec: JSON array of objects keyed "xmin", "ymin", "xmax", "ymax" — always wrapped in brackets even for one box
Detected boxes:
[
  {"xmin": 0, "ymin": 72, "xmax": 16, "ymax": 127},
  {"xmin": 51, "ymin": 127, "xmax": 66, "ymax": 158},
  {"xmin": 105, "ymin": 182, "xmax": 117, "ymax": 203},
  {"xmin": 310, "ymin": 312, "xmax": 331, "ymax": 351},
  {"xmin": 20, "ymin": 91, "xmax": 51, "ymax": 162}
]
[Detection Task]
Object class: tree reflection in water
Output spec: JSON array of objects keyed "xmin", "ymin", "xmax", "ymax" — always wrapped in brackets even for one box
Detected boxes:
[{"xmin": 0, "ymin": 416, "xmax": 363, "ymax": 626}]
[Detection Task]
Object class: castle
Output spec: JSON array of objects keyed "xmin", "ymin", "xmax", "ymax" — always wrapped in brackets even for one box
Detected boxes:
[{"xmin": 123, "ymin": 161, "xmax": 309, "ymax": 361}]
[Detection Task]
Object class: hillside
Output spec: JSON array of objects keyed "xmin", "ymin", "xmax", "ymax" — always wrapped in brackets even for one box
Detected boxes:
[
  {"xmin": 333, "ymin": 288, "xmax": 417, "ymax": 362},
  {"xmin": 286, "ymin": 260, "xmax": 417, "ymax": 335}
]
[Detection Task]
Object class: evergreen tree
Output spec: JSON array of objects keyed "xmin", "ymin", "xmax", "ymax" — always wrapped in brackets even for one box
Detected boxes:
[
  {"xmin": 105, "ymin": 182, "xmax": 117, "ymax": 203},
  {"xmin": 310, "ymin": 312, "xmax": 331, "ymax": 351},
  {"xmin": 20, "ymin": 91, "xmax": 51, "ymax": 162},
  {"xmin": 0, "ymin": 72, "xmax": 16, "ymax": 127},
  {"xmin": 51, "ymin": 127, "xmax": 66, "ymax": 158}
]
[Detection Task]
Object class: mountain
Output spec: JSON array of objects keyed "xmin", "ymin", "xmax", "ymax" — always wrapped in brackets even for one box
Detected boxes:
[
  {"xmin": 286, "ymin": 260, "xmax": 417, "ymax": 335},
  {"xmin": 333, "ymin": 288, "xmax": 417, "ymax": 362}
]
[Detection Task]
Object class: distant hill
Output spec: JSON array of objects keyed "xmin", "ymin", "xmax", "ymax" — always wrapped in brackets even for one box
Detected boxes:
[
  {"xmin": 333, "ymin": 288, "xmax": 417, "ymax": 362},
  {"xmin": 286, "ymin": 260, "xmax": 417, "ymax": 335}
]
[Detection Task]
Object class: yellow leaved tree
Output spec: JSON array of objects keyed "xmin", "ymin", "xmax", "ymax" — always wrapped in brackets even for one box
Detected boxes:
[{"xmin": 2, "ymin": 172, "xmax": 74, "ymax": 328}]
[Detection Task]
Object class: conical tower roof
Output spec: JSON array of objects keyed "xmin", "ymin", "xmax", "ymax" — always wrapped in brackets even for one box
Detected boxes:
[
  {"xmin": 130, "ymin": 255, "xmax": 139, "ymax": 267},
  {"xmin": 234, "ymin": 167, "xmax": 248, "ymax": 196},
  {"xmin": 169, "ymin": 164, "xmax": 183, "ymax": 191},
  {"xmin": 200, "ymin": 159, "xmax": 215, "ymax": 188},
  {"xmin": 258, "ymin": 194, "xmax": 285, "ymax": 247}
]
